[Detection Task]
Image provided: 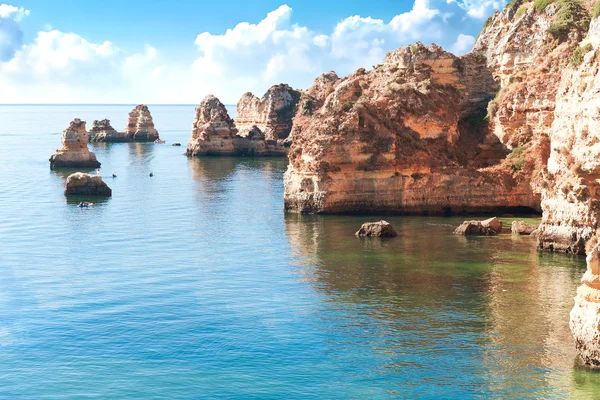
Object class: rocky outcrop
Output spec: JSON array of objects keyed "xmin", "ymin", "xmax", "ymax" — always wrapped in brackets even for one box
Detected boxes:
[
  {"xmin": 355, "ymin": 221, "xmax": 398, "ymax": 237},
  {"xmin": 88, "ymin": 119, "xmax": 121, "ymax": 142},
  {"xmin": 124, "ymin": 104, "xmax": 159, "ymax": 142},
  {"xmin": 186, "ymin": 95, "xmax": 287, "ymax": 157},
  {"xmin": 49, "ymin": 119, "xmax": 101, "ymax": 169},
  {"xmin": 570, "ymin": 239, "xmax": 600, "ymax": 367},
  {"xmin": 284, "ymin": 42, "xmax": 539, "ymax": 214},
  {"xmin": 511, "ymin": 220, "xmax": 536, "ymax": 235},
  {"xmin": 236, "ymin": 84, "xmax": 300, "ymax": 141},
  {"xmin": 64, "ymin": 172, "xmax": 112, "ymax": 196},
  {"xmin": 455, "ymin": 217, "xmax": 503, "ymax": 236}
]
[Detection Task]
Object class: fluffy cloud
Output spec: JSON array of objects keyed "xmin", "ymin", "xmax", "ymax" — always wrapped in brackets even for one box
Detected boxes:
[
  {"xmin": 451, "ymin": 33, "xmax": 475, "ymax": 55},
  {"xmin": 448, "ymin": 0, "xmax": 507, "ymax": 19},
  {"xmin": 0, "ymin": 4, "xmax": 28, "ymax": 61},
  {"xmin": 0, "ymin": 1, "xmax": 495, "ymax": 104}
]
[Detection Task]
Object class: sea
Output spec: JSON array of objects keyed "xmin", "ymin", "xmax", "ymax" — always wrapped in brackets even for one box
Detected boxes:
[{"xmin": 0, "ymin": 105, "xmax": 597, "ymax": 399}]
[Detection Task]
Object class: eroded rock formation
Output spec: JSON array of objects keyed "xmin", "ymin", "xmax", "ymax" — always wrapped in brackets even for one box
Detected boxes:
[
  {"xmin": 186, "ymin": 95, "xmax": 287, "ymax": 157},
  {"xmin": 283, "ymin": 42, "xmax": 538, "ymax": 214},
  {"xmin": 89, "ymin": 119, "xmax": 119, "ymax": 142},
  {"xmin": 64, "ymin": 172, "xmax": 112, "ymax": 196},
  {"xmin": 236, "ymin": 84, "xmax": 300, "ymax": 141},
  {"xmin": 49, "ymin": 119, "xmax": 101, "ymax": 169},
  {"xmin": 124, "ymin": 104, "xmax": 159, "ymax": 142}
]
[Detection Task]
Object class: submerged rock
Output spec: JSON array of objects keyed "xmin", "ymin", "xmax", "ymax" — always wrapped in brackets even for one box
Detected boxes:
[
  {"xmin": 571, "ymin": 239, "xmax": 600, "ymax": 367},
  {"xmin": 49, "ymin": 119, "xmax": 101, "ymax": 169},
  {"xmin": 355, "ymin": 221, "xmax": 398, "ymax": 237},
  {"xmin": 511, "ymin": 220, "xmax": 536, "ymax": 235},
  {"xmin": 454, "ymin": 217, "xmax": 502, "ymax": 236},
  {"xmin": 64, "ymin": 172, "xmax": 112, "ymax": 196}
]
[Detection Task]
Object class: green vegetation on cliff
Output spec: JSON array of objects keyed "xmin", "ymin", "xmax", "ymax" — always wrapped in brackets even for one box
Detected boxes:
[{"xmin": 533, "ymin": 0, "xmax": 590, "ymax": 40}]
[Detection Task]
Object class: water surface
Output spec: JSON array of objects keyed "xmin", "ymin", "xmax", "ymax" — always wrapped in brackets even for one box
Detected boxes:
[{"xmin": 0, "ymin": 105, "xmax": 597, "ymax": 399}]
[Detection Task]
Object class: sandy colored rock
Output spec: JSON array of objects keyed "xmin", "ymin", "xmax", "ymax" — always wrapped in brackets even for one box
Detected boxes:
[
  {"xmin": 355, "ymin": 221, "xmax": 398, "ymax": 237},
  {"xmin": 236, "ymin": 84, "xmax": 300, "ymax": 141},
  {"xmin": 511, "ymin": 220, "xmax": 536, "ymax": 235},
  {"xmin": 88, "ymin": 119, "xmax": 122, "ymax": 142},
  {"xmin": 49, "ymin": 119, "xmax": 101, "ymax": 169},
  {"xmin": 64, "ymin": 172, "xmax": 112, "ymax": 196},
  {"xmin": 124, "ymin": 104, "xmax": 159, "ymax": 142},
  {"xmin": 454, "ymin": 217, "xmax": 502, "ymax": 236},
  {"xmin": 186, "ymin": 95, "xmax": 287, "ymax": 157}
]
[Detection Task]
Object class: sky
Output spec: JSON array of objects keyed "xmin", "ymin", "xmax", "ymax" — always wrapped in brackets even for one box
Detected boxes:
[{"xmin": 0, "ymin": 0, "xmax": 506, "ymax": 104}]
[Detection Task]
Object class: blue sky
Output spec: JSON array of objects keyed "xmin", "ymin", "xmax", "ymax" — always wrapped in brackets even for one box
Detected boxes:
[{"xmin": 0, "ymin": 0, "xmax": 506, "ymax": 103}]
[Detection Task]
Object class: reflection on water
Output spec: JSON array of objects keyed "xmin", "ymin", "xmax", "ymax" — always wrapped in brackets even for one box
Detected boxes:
[{"xmin": 284, "ymin": 214, "xmax": 597, "ymax": 397}]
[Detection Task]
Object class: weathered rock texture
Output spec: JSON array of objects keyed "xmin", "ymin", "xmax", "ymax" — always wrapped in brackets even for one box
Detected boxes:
[
  {"xmin": 455, "ymin": 217, "xmax": 503, "ymax": 236},
  {"xmin": 64, "ymin": 172, "xmax": 112, "ymax": 196},
  {"xmin": 284, "ymin": 42, "xmax": 540, "ymax": 214},
  {"xmin": 355, "ymin": 221, "xmax": 398, "ymax": 237},
  {"xmin": 570, "ymin": 239, "xmax": 600, "ymax": 367},
  {"xmin": 511, "ymin": 220, "xmax": 536, "ymax": 235},
  {"xmin": 236, "ymin": 84, "xmax": 300, "ymax": 141},
  {"xmin": 88, "ymin": 119, "xmax": 120, "ymax": 142},
  {"xmin": 49, "ymin": 119, "xmax": 101, "ymax": 169},
  {"xmin": 187, "ymin": 95, "xmax": 287, "ymax": 157},
  {"xmin": 124, "ymin": 104, "xmax": 159, "ymax": 142}
]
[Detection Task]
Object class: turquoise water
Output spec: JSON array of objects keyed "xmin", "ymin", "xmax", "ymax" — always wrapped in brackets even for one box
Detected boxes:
[{"xmin": 0, "ymin": 105, "xmax": 598, "ymax": 399}]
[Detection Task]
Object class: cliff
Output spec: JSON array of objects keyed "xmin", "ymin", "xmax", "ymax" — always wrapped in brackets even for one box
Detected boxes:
[
  {"xmin": 124, "ymin": 104, "xmax": 160, "ymax": 142},
  {"xmin": 186, "ymin": 95, "xmax": 287, "ymax": 157},
  {"xmin": 236, "ymin": 84, "xmax": 301, "ymax": 141},
  {"xmin": 283, "ymin": 42, "xmax": 539, "ymax": 214},
  {"xmin": 49, "ymin": 119, "xmax": 101, "ymax": 169}
]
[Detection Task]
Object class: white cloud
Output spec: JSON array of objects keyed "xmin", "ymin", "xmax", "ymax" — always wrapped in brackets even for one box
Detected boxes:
[
  {"xmin": 448, "ymin": 0, "xmax": 506, "ymax": 19},
  {"xmin": 0, "ymin": 1, "xmax": 492, "ymax": 104},
  {"xmin": 451, "ymin": 33, "xmax": 475, "ymax": 54},
  {"xmin": 0, "ymin": 3, "xmax": 29, "ymax": 61}
]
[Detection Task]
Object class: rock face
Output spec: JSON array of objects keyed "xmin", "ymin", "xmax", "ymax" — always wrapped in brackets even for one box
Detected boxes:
[
  {"xmin": 454, "ymin": 217, "xmax": 503, "ymax": 236},
  {"xmin": 186, "ymin": 95, "xmax": 287, "ymax": 157},
  {"xmin": 511, "ymin": 220, "xmax": 536, "ymax": 235},
  {"xmin": 355, "ymin": 221, "xmax": 398, "ymax": 237},
  {"xmin": 236, "ymin": 84, "xmax": 301, "ymax": 141},
  {"xmin": 88, "ymin": 119, "xmax": 120, "ymax": 142},
  {"xmin": 124, "ymin": 104, "xmax": 159, "ymax": 142},
  {"xmin": 49, "ymin": 119, "xmax": 101, "ymax": 169},
  {"xmin": 64, "ymin": 172, "xmax": 112, "ymax": 196},
  {"xmin": 284, "ymin": 42, "xmax": 539, "ymax": 214},
  {"xmin": 570, "ymin": 239, "xmax": 600, "ymax": 367}
]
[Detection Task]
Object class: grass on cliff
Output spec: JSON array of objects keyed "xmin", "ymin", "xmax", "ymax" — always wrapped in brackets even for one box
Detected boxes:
[
  {"xmin": 594, "ymin": 0, "xmax": 600, "ymax": 18},
  {"xmin": 533, "ymin": 0, "xmax": 590, "ymax": 41},
  {"xmin": 572, "ymin": 43, "xmax": 594, "ymax": 65}
]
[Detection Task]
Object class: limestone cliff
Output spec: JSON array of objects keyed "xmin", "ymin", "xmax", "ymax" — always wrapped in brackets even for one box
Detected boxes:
[
  {"xmin": 124, "ymin": 104, "xmax": 159, "ymax": 142},
  {"xmin": 49, "ymin": 119, "xmax": 101, "ymax": 169},
  {"xmin": 186, "ymin": 95, "xmax": 286, "ymax": 157},
  {"xmin": 88, "ymin": 119, "xmax": 119, "ymax": 142},
  {"xmin": 235, "ymin": 84, "xmax": 300, "ymax": 141},
  {"xmin": 283, "ymin": 42, "xmax": 538, "ymax": 214}
]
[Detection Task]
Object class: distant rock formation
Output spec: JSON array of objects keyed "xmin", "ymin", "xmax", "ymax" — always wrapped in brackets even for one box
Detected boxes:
[
  {"xmin": 49, "ymin": 119, "xmax": 101, "ymax": 169},
  {"xmin": 124, "ymin": 104, "xmax": 159, "ymax": 142},
  {"xmin": 355, "ymin": 221, "xmax": 398, "ymax": 237},
  {"xmin": 186, "ymin": 95, "xmax": 287, "ymax": 157},
  {"xmin": 454, "ymin": 217, "xmax": 503, "ymax": 236},
  {"xmin": 236, "ymin": 84, "xmax": 300, "ymax": 141},
  {"xmin": 64, "ymin": 172, "xmax": 112, "ymax": 196},
  {"xmin": 88, "ymin": 119, "xmax": 120, "ymax": 142}
]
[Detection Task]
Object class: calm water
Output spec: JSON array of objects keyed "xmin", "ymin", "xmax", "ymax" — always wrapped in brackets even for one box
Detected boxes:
[{"xmin": 0, "ymin": 105, "xmax": 598, "ymax": 399}]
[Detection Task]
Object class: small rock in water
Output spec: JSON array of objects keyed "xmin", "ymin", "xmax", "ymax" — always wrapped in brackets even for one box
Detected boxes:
[
  {"xmin": 511, "ymin": 220, "xmax": 536, "ymax": 235},
  {"xmin": 112, "ymin": 172, "xmax": 117, "ymax": 178},
  {"xmin": 454, "ymin": 217, "xmax": 502, "ymax": 236},
  {"xmin": 172, "ymin": 143, "xmax": 181, "ymax": 146},
  {"xmin": 65, "ymin": 172, "xmax": 112, "ymax": 197},
  {"xmin": 355, "ymin": 220, "xmax": 398, "ymax": 237},
  {"xmin": 149, "ymin": 172, "xmax": 154, "ymax": 177}
]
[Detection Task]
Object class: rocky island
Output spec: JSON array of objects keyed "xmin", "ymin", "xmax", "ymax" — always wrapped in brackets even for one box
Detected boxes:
[
  {"xmin": 49, "ymin": 118, "xmax": 101, "ymax": 169},
  {"xmin": 89, "ymin": 105, "xmax": 160, "ymax": 142}
]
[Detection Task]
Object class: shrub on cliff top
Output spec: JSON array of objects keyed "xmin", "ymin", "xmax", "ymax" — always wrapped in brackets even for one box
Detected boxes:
[
  {"xmin": 546, "ymin": 0, "xmax": 590, "ymax": 41},
  {"xmin": 593, "ymin": 0, "xmax": 600, "ymax": 18},
  {"xmin": 533, "ymin": 0, "xmax": 552, "ymax": 12},
  {"xmin": 516, "ymin": 5, "xmax": 528, "ymax": 17}
]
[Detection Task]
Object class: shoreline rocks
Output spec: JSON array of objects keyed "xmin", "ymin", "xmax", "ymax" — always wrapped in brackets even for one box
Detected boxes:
[
  {"xmin": 355, "ymin": 221, "xmax": 398, "ymax": 237},
  {"xmin": 511, "ymin": 220, "xmax": 536, "ymax": 235},
  {"xmin": 49, "ymin": 119, "xmax": 101, "ymax": 169},
  {"xmin": 454, "ymin": 217, "xmax": 503, "ymax": 236},
  {"xmin": 186, "ymin": 95, "xmax": 287, "ymax": 157},
  {"xmin": 64, "ymin": 172, "xmax": 112, "ymax": 196}
]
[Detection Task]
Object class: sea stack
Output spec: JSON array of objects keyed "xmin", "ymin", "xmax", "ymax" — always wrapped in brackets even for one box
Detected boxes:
[
  {"xmin": 88, "ymin": 119, "xmax": 119, "ymax": 142},
  {"xmin": 124, "ymin": 104, "xmax": 159, "ymax": 141},
  {"xmin": 236, "ymin": 84, "xmax": 300, "ymax": 141},
  {"xmin": 186, "ymin": 95, "xmax": 287, "ymax": 157},
  {"xmin": 570, "ymin": 239, "xmax": 600, "ymax": 367},
  {"xmin": 49, "ymin": 119, "xmax": 101, "ymax": 169}
]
